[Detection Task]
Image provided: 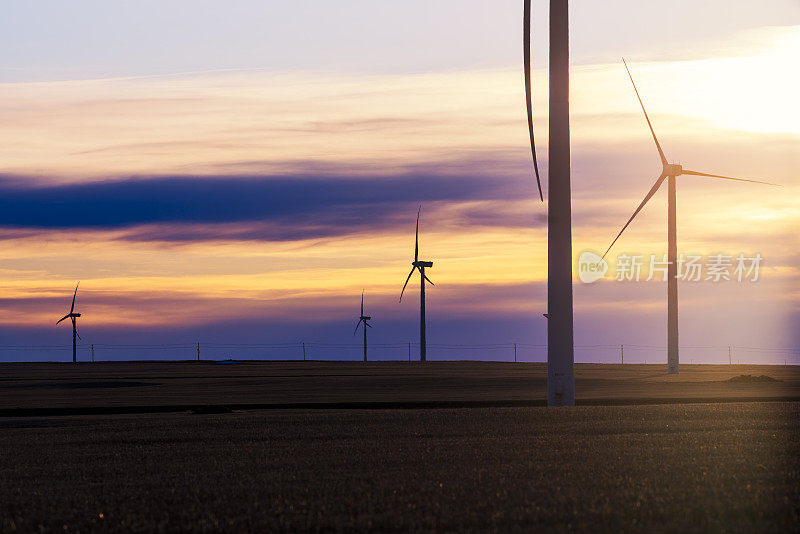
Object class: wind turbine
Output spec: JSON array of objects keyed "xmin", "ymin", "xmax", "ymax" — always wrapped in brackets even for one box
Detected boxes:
[
  {"xmin": 602, "ymin": 59, "xmax": 778, "ymax": 375},
  {"xmin": 354, "ymin": 290, "xmax": 372, "ymax": 362},
  {"xmin": 400, "ymin": 207, "xmax": 434, "ymax": 362},
  {"xmin": 56, "ymin": 282, "xmax": 82, "ymax": 363},
  {"xmin": 524, "ymin": 0, "xmax": 574, "ymax": 405}
]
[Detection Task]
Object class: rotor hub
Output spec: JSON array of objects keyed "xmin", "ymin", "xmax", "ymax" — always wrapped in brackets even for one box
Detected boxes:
[{"xmin": 665, "ymin": 163, "xmax": 683, "ymax": 176}]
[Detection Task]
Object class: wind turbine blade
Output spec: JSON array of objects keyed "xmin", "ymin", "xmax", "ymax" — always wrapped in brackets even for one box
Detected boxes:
[
  {"xmin": 354, "ymin": 321, "xmax": 362, "ymax": 336},
  {"xmin": 414, "ymin": 206, "xmax": 420, "ymax": 262},
  {"xmin": 365, "ymin": 322, "xmax": 373, "ymax": 328},
  {"xmin": 399, "ymin": 267, "xmax": 416, "ymax": 302},
  {"xmin": 423, "ymin": 273, "xmax": 435, "ymax": 286},
  {"xmin": 623, "ymin": 59, "xmax": 667, "ymax": 166},
  {"xmin": 70, "ymin": 282, "xmax": 79, "ymax": 313},
  {"xmin": 681, "ymin": 169, "xmax": 779, "ymax": 186},
  {"xmin": 75, "ymin": 329, "xmax": 82, "ymax": 341},
  {"xmin": 56, "ymin": 314, "xmax": 70, "ymax": 324},
  {"xmin": 361, "ymin": 290, "xmax": 364, "ymax": 316},
  {"xmin": 524, "ymin": 0, "xmax": 544, "ymax": 202},
  {"xmin": 602, "ymin": 173, "xmax": 668, "ymax": 259}
]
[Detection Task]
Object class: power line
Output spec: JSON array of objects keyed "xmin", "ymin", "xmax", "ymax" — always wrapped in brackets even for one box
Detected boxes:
[{"xmin": 0, "ymin": 341, "xmax": 795, "ymax": 363}]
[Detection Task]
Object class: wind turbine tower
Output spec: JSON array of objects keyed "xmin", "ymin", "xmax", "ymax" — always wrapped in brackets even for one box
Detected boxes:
[
  {"xmin": 400, "ymin": 207, "xmax": 435, "ymax": 362},
  {"xmin": 525, "ymin": 0, "xmax": 575, "ymax": 405},
  {"xmin": 56, "ymin": 282, "xmax": 82, "ymax": 363},
  {"xmin": 354, "ymin": 291, "xmax": 372, "ymax": 362}
]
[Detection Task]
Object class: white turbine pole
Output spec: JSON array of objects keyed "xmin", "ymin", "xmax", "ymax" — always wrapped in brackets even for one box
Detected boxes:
[
  {"xmin": 547, "ymin": 0, "xmax": 575, "ymax": 406},
  {"xmin": 420, "ymin": 266, "xmax": 427, "ymax": 362},
  {"xmin": 668, "ymin": 175, "xmax": 679, "ymax": 373}
]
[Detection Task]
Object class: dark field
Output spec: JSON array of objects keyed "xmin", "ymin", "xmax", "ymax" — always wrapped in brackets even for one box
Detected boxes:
[
  {"xmin": 1, "ymin": 403, "xmax": 798, "ymax": 532},
  {"xmin": 1, "ymin": 363, "xmax": 798, "ymax": 532},
  {"xmin": 1, "ymin": 362, "xmax": 798, "ymax": 414}
]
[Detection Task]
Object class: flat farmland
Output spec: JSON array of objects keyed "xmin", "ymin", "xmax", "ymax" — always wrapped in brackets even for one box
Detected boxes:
[
  {"xmin": 1, "ymin": 403, "xmax": 798, "ymax": 532},
  {"xmin": 1, "ymin": 363, "xmax": 798, "ymax": 532},
  {"xmin": 0, "ymin": 362, "xmax": 798, "ymax": 414}
]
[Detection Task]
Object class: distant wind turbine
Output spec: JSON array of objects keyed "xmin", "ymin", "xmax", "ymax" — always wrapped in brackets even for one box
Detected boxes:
[
  {"xmin": 354, "ymin": 290, "xmax": 372, "ymax": 362},
  {"xmin": 602, "ymin": 59, "xmax": 778, "ymax": 374},
  {"xmin": 56, "ymin": 282, "xmax": 82, "ymax": 363},
  {"xmin": 400, "ymin": 207, "xmax": 434, "ymax": 362},
  {"xmin": 525, "ymin": 0, "xmax": 575, "ymax": 405}
]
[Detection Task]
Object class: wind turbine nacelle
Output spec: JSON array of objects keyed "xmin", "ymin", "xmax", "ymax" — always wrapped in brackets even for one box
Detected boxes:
[
  {"xmin": 361, "ymin": 316, "xmax": 371, "ymax": 321},
  {"xmin": 665, "ymin": 163, "xmax": 683, "ymax": 176},
  {"xmin": 414, "ymin": 261, "xmax": 433, "ymax": 268},
  {"xmin": 71, "ymin": 313, "xmax": 81, "ymax": 318}
]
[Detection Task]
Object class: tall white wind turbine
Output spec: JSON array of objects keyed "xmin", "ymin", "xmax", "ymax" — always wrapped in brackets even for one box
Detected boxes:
[{"xmin": 603, "ymin": 59, "xmax": 778, "ymax": 374}]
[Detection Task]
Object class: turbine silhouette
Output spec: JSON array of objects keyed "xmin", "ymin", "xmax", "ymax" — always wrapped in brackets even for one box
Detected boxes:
[
  {"xmin": 400, "ymin": 207, "xmax": 434, "ymax": 362},
  {"xmin": 526, "ymin": 0, "xmax": 575, "ymax": 405},
  {"xmin": 603, "ymin": 59, "xmax": 778, "ymax": 375},
  {"xmin": 56, "ymin": 282, "xmax": 82, "ymax": 363},
  {"xmin": 354, "ymin": 290, "xmax": 372, "ymax": 362},
  {"xmin": 523, "ymin": 0, "xmax": 544, "ymax": 202}
]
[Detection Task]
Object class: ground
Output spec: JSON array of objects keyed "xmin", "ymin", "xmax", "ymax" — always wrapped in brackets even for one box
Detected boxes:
[
  {"xmin": 1, "ymin": 362, "xmax": 798, "ymax": 413},
  {"xmin": 0, "ymin": 363, "xmax": 798, "ymax": 532}
]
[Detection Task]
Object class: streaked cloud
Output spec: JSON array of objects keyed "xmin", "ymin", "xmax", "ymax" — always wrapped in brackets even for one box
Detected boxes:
[
  {"xmin": 0, "ymin": 170, "xmax": 536, "ymax": 235},
  {"xmin": 1, "ymin": 26, "xmax": 797, "ymax": 181}
]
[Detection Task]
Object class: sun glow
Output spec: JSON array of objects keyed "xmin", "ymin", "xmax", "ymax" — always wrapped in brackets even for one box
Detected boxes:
[{"xmin": 609, "ymin": 26, "xmax": 800, "ymax": 136}]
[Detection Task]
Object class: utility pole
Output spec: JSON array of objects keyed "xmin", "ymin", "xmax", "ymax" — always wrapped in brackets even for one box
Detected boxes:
[
  {"xmin": 408, "ymin": 342, "xmax": 411, "ymax": 362},
  {"xmin": 621, "ymin": 344, "xmax": 624, "ymax": 365},
  {"xmin": 728, "ymin": 346, "xmax": 732, "ymax": 366},
  {"xmin": 91, "ymin": 343, "xmax": 94, "ymax": 363},
  {"xmin": 514, "ymin": 343, "xmax": 517, "ymax": 363},
  {"xmin": 302, "ymin": 342, "xmax": 306, "ymax": 361},
  {"xmin": 196, "ymin": 342, "xmax": 200, "ymax": 361}
]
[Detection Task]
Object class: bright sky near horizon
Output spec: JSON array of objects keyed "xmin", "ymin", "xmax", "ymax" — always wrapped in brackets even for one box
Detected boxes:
[{"xmin": 0, "ymin": 1, "xmax": 798, "ymax": 363}]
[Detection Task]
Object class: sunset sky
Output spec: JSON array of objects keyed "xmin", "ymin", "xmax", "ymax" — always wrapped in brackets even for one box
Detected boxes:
[{"xmin": 0, "ymin": 1, "xmax": 797, "ymax": 363}]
